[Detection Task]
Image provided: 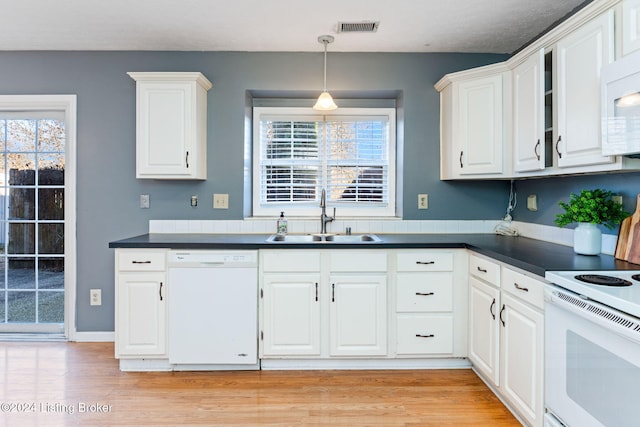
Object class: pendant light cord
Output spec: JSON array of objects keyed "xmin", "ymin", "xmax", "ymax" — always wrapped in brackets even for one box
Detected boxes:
[{"xmin": 322, "ymin": 40, "xmax": 328, "ymax": 92}]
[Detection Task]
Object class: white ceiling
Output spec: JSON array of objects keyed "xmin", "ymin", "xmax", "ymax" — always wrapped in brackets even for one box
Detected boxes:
[{"xmin": 1, "ymin": 0, "xmax": 589, "ymax": 53}]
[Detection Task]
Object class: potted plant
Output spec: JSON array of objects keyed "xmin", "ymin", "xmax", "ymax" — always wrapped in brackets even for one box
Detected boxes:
[{"xmin": 555, "ymin": 189, "xmax": 628, "ymax": 255}]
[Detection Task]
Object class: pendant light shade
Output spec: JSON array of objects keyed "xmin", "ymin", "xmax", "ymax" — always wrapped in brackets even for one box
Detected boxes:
[{"xmin": 313, "ymin": 35, "xmax": 338, "ymax": 111}]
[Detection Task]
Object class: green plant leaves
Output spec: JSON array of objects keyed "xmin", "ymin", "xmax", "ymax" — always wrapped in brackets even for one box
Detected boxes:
[{"xmin": 555, "ymin": 189, "xmax": 629, "ymax": 230}]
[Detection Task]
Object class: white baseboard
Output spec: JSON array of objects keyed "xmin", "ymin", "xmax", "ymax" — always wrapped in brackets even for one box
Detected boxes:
[{"xmin": 71, "ymin": 331, "xmax": 115, "ymax": 342}]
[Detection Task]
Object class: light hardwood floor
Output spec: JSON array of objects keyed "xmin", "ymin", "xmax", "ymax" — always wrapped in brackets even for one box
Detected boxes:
[{"xmin": 0, "ymin": 342, "xmax": 518, "ymax": 426}]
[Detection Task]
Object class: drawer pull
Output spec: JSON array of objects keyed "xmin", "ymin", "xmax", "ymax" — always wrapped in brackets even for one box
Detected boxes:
[
  {"xmin": 416, "ymin": 334, "xmax": 435, "ymax": 338},
  {"xmin": 416, "ymin": 261, "xmax": 435, "ymax": 265},
  {"xmin": 476, "ymin": 266, "xmax": 487, "ymax": 273},
  {"xmin": 132, "ymin": 260, "xmax": 152, "ymax": 264},
  {"xmin": 415, "ymin": 292, "xmax": 434, "ymax": 296},
  {"xmin": 514, "ymin": 283, "xmax": 529, "ymax": 292}
]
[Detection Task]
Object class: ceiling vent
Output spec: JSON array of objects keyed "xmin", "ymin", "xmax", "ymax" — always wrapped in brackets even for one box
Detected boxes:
[{"xmin": 337, "ymin": 21, "xmax": 380, "ymax": 33}]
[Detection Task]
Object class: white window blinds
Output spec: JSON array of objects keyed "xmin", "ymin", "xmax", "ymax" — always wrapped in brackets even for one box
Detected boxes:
[{"xmin": 253, "ymin": 107, "xmax": 395, "ymax": 217}]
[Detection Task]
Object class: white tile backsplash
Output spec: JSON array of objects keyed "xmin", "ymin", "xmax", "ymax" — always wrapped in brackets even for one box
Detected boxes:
[{"xmin": 147, "ymin": 219, "xmax": 618, "ymax": 256}]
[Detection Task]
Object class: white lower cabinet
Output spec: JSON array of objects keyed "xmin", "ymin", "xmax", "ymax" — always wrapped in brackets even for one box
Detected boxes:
[
  {"xmin": 468, "ymin": 253, "xmax": 545, "ymax": 427},
  {"xmin": 260, "ymin": 250, "xmax": 388, "ymax": 360},
  {"xmin": 259, "ymin": 249, "xmax": 467, "ymax": 363},
  {"xmin": 329, "ymin": 274, "xmax": 387, "ymax": 356},
  {"xmin": 115, "ymin": 249, "xmax": 168, "ymax": 359},
  {"xmin": 261, "ymin": 274, "xmax": 321, "ymax": 356},
  {"xmin": 468, "ymin": 276, "xmax": 500, "ymax": 384}
]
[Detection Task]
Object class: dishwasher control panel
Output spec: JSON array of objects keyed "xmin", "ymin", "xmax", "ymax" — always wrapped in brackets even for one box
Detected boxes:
[{"xmin": 168, "ymin": 250, "xmax": 257, "ymax": 267}]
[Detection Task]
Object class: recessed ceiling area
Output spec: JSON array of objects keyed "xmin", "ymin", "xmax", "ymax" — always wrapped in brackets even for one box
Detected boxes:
[{"xmin": 0, "ymin": 0, "xmax": 590, "ymax": 53}]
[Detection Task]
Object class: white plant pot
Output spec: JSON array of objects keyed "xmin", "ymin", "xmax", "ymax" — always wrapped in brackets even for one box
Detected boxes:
[{"xmin": 573, "ymin": 222, "xmax": 602, "ymax": 255}]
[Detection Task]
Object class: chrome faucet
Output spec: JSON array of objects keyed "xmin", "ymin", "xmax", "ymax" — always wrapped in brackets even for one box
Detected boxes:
[{"xmin": 320, "ymin": 188, "xmax": 335, "ymax": 234}]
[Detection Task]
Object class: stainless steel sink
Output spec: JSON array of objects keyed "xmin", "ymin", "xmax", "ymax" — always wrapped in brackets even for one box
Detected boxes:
[
  {"xmin": 266, "ymin": 233, "xmax": 382, "ymax": 243},
  {"xmin": 323, "ymin": 234, "xmax": 382, "ymax": 243},
  {"xmin": 266, "ymin": 234, "xmax": 323, "ymax": 243}
]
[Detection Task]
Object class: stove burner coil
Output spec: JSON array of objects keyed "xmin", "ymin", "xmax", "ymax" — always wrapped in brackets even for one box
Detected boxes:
[{"xmin": 575, "ymin": 274, "xmax": 632, "ymax": 287}]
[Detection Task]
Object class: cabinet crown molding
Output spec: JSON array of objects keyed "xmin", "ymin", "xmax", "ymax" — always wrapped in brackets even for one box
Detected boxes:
[{"xmin": 127, "ymin": 72, "xmax": 213, "ymax": 90}]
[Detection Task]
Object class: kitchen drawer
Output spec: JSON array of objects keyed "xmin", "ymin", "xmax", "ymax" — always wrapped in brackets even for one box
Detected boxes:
[
  {"xmin": 501, "ymin": 268, "xmax": 545, "ymax": 310},
  {"xmin": 396, "ymin": 273, "xmax": 453, "ymax": 312},
  {"xmin": 396, "ymin": 251, "xmax": 453, "ymax": 272},
  {"xmin": 262, "ymin": 251, "xmax": 321, "ymax": 272},
  {"xmin": 396, "ymin": 315, "xmax": 453, "ymax": 355},
  {"xmin": 117, "ymin": 250, "xmax": 167, "ymax": 271},
  {"xmin": 469, "ymin": 253, "xmax": 500, "ymax": 287},
  {"xmin": 329, "ymin": 252, "xmax": 387, "ymax": 272}
]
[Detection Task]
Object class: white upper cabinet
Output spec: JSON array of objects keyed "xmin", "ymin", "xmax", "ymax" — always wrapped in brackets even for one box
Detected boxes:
[
  {"xmin": 437, "ymin": 0, "xmax": 640, "ymax": 180},
  {"xmin": 555, "ymin": 10, "xmax": 615, "ymax": 168},
  {"xmin": 128, "ymin": 72, "xmax": 212, "ymax": 180},
  {"xmin": 513, "ymin": 49, "xmax": 546, "ymax": 172},
  {"xmin": 620, "ymin": 0, "xmax": 640, "ymax": 56},
  {"xmin": 456, "ymin": 74, "xmax": 505, "ymax": 175},
  {"xmin": 437, "ymin": 67, "xmax": 511, "ymax": 179}
]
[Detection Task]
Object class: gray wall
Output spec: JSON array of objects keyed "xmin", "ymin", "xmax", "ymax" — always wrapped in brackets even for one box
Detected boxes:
[
  {"xmin": 3, "ymin": 50, "xmax": 636, "ymax": 332},
  {"xmin": 511, "ymin": 172, "xmax": 640, "ymax": 231},
  {"xmin": 0, "ymin": 50, "xmax": 511, "ymax": 332}
]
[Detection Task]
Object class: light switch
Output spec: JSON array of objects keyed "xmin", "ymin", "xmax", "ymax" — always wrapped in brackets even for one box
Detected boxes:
[
  {"xmin": 527, "ymin": 194, "xmax": 538, "ymax": 211},
  {"xmin": 140, "ymin": 194, "xmax": 150, "ymax": 209},
  {"xmin": 213, "ymin": 193, "xmax": 229, "ymax": 209}
]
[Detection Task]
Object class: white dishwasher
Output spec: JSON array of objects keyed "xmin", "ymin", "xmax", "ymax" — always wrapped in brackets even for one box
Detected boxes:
[{"xmin": 168, "ymin": 250, "xmax": 258, "ymax": 369}]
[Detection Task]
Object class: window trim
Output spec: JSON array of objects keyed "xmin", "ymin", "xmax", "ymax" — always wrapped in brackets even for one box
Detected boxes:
[{"xmin": 252, "ymin": 107, "xmax": 396, "ymax": 218}]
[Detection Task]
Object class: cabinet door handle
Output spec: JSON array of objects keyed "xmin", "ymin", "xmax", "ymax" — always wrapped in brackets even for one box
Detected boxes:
[
  {"xmin": 555, "ymin": 135, "xmax": 562, "ymax": 159},
  {"xmin": 534, "ymin": 138, "xmax": 541, "ymax": 161},
  {"xmin": 315, "ymin": 283, "xmax": 318, "ymax": 302},
  {"xmin": 159, "ymin": 282, "xmax": 164, "ymax": 301},
  {"xmin": 460, "ymin": 151, "xmax": 464, "ymax": 168},
  {"xmin": 331, "ymin": 283, "xmax": 335, "ymax": 302},
  {"xmin": 476, "ymin": 266, "xmax": 487, "ymax": 273},
  {"xmin": 416, "ymin": 292, "xmax": 434, "ymax": 296},
  {"xmin": 500, "ymin": 304, "xmax": 506, "ymax": 327},
  {"xmin": 416, "ymin": 261, "xmax": 435, "ymax": 265},
  {"xmin": 416, "ymin": 334, "xmax": 435, "ymax": 338},
  {"xmin": 132, "ymin": 260, "xmax": 152, "ymax": 264},
  {"xmin": 490, "ymin": 298, "xmax": 496, "ymax": 320},
  {"xmin": 514, "ymin": 283, "xmax": 529, "ymax": 292},
  {"xmin": 185, "ymin": 151, "xmax": 190, "ymax": 168}
]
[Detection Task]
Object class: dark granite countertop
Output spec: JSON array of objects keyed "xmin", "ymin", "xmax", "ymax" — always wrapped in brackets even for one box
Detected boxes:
[{"xmin": 109, "ymin": 233, "xmax": 640, "ymax": 277}]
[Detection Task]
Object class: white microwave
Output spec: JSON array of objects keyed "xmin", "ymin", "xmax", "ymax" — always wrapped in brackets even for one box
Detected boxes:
[{"xmin": 601, "ymin": 49, "xmax": 640, "ymax": 157}]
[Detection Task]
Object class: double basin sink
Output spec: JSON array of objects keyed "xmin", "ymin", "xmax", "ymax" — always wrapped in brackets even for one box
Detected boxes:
[{"xmin": 266, "ymin": 233, "xmax": 382, "ymax": 244}]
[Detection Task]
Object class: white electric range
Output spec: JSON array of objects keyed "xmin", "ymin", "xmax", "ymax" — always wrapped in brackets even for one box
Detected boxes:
[
  {"xmin": 545, "ymin": 270, "xmax": 640, "ymax": 318},
  {"xmin": 543, "ymin": 270, "xmax": 640, "ymax": 427}
]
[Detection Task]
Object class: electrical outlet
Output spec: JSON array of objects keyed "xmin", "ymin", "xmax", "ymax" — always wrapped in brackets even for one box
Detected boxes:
[
  {"xmin": 213, "ymin": 193, "xmax": 229, "ymax": 209},
  {"xmin": 612, "ymin": 195, "xmax": 623, "ymax": 205},
  {"xmin": 191, "ymin": 195, "xmax": 198, "ymax": 207},
  {"xmin": 140, "ymin": 194, "xmax": 150, "ymax": 209},
  {"xmin": 418, "ymin": 194, "xmax": 428, "ymax": 209},
  {"xmin": 527, "ymin": 194, "xmax": 538, "ymax": 211},
  {"xmin": 90, "ymin": 289, "xmax": 102, "ymax": 306}
]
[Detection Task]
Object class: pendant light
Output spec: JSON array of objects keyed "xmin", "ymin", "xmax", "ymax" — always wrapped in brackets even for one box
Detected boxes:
[{"xmin": 313, "ymin": 35, "xmax": 338, "ymax": 111}]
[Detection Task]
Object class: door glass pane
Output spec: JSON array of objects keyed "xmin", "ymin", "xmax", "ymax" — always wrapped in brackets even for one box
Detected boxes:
[
  {"xmin": 39, "ymin": 258, "xmax": 63, "ymax": 290},
  {"xmin": 8, "ymin": 258, "xmax": 35, "ymax": 289},
  {"xmin": 6, "ymin": 120, "xmax": 36, "ymax": 151},
  {"xmin": 0, "ymin": 291, "xmax": 5, "ymax": 323},
  {"xmin": 9, "ymin": 188, "xmax": 35, "ymax": 220},
  {"xmin": 38, "ymin": 224, "xmax": 64, "ymax": 254},
  {"xmin": 8, "ymin": 223, "xmax": 35, "ymax": 254},
  {"xmin": 38, "ymin": 154, "xmax": 64, "ymax": 185},
  {"xmin": 8, "ymin": 153, "xmax": 35, "ymax": 185},
  {"xmin": 37, "ymin": 120, "xmax": 65, "ymax": 152},
  {"xmin": 38, "ymin": 291, "xmax": 63, "ymax": 323},
  {"xmin": 38, "ymin": 189, "xmax": 64, "ymax": 220},
  {"xmin": 7, "ymin": 291, "xmax": 35, "ymax": 322}
]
